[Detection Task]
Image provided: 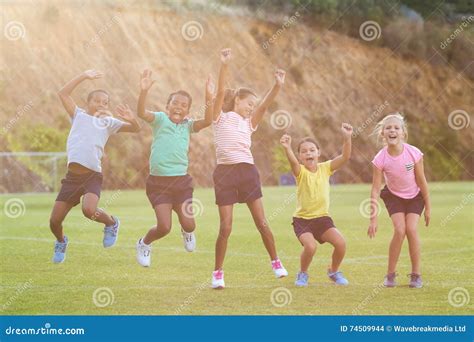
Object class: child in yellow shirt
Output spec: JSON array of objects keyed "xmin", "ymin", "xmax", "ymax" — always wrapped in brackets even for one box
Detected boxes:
[{"xmin": 280, "ymin": 123, "xmax": 353, "ymax": 286}]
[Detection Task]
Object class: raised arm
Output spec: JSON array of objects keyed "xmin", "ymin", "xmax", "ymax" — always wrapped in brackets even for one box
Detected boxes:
[
  {"xmin": 193, "ymin": 75, "xmax": 215, "ymax": 133},
  {"xmin": 137, "ymin": 69, "xmax": 157, "ymax": 123},
  {"xmin": 367, "ymin": 165, "xmax": 383, "ymax": 239},
  {"xmin": 58, "ymin": 70, "xmax": 103, "ymax": 117},
  {"xmin": 280, "ymin": 134, "xmax": 301, "ymax": 177},
  {"xmin": 116, "ymin": 104, "xmax": 141, "ymax": 133},
  {"xmin": 251, "ymin": 69, "xmax": 285, "ymax": 128},
  {"xmin": 414, "ymin": 157, "xmax": 431, "ymax": 227},
  {"xmin": 213, "ymin": 48, "xmax": 232, "ymax": 121},
  {"xmin": 330, "ymin": 123, "xmax": 353, "ymax": 171}
]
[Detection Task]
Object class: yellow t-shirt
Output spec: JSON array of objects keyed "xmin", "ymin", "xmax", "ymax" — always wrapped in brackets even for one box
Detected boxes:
[{"xmin": 294, "ymin": 161, "xmax": 334, "ymax": 219}]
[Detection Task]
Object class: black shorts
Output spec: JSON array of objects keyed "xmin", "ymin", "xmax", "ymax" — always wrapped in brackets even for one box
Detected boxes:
[
  {"xmin": 213, "ymin": 163, "xmax": 263, "ymax": 206},
  {"xmin": 56, "ymin": 170, "xmax": 103, "ymax": 206},
  {"xmin": 146, "ymin": 174, "xmax": 194, "ymax": 208},
  {"xmin": 292, "ymin": 216, "xmax": 336, "ymax": 244},
  {"xmin": 380, "ymin": 186, "xmax": 425, "ymax": 216}
]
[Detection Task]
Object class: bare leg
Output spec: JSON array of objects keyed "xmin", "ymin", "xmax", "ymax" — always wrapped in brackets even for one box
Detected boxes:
[
  {"xmin": 320, "ymin": 227, "xmax": 346, "ymax": 273},
  {"xmin": 49, "ymin": 201, "xmax": 74, "ymax": 242},
  {"xmin": 246, "ymin": 198, "xmax": 278, "ymax": 261},
  {"xmin": 214, "ymin": 205, "xmax": 233, "ymax": 270},
  {"xmin": 298, "ymin": 232, "xmax": 317, "ymax": 273},
  {"xmin": 173, "ymin": 200, "xmax": 196, "ymax": 233},
  {"xmin": 405, "ymin": 213, "xmax": 422, "ymax": 274},
  {"xmin": 81, "ymin": 193, "xmax": 114, "ymax": 226},
  {"xmin": 387, "ymin": 212, "xmax": 407, "ymax": 274},
  {"xmin": 143, "ymin": 203, "xmax": 173, "ymax": 245}
]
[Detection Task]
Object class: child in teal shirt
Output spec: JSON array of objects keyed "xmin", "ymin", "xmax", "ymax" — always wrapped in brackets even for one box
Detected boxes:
[{"xmin": 135, "ymin": 69, "xmax": 214, "ymax": 267}]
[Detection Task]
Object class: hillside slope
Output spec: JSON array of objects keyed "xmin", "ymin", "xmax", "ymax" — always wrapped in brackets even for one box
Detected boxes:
[{"xmin": 1, "ymin": 2, "xmax": 472, "ymax": 189}]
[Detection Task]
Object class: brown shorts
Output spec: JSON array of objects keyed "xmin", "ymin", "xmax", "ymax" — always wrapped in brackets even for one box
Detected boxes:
[
  {"xmin": 292, "ymin": 216, "xmax": 336, "ymax": 244},
  {"xmin": 56, "ymin": 170, "xmax": 103, "ymax": 206},
  {"xmin": 380, "ymin": 186, "xmax": 425, "ymax": 216},
  {"xmin": 146, "ymin": 174, "xmax": 194, "ymax": 207}
]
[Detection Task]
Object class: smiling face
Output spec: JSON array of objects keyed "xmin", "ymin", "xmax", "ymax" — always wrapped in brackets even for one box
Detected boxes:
[
  {"xmin": 298, "ymin": 141, "xmax": 320, "ymax": 169},
  {"xmin": 382, "ymin": 117, "xmax": 406, "ymax": 147},
  {"xmin": 234, "ymin": 94, "xmax": 257, "ymax": 118},
  {"xmin": 87, "ymin": 91, "xmax": 109, "ymax": 115},
  {"xmin": 166, "ymin": 93, "xmax": 191, "ymax": 123}
]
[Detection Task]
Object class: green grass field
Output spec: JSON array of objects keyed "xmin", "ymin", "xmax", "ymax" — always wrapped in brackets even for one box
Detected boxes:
[{"xmin": 0, "ymin": 182, "xmax": 473, "ymax": 315}]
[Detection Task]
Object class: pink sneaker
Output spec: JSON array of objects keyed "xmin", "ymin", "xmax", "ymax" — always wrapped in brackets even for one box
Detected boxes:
[
  {"xmin": 272, "ymin": 259, "xmax": 288, "ymax": 278},
  {"xmin": 212, "ymin": 270, "xmax": 225, "ymax": 289}
]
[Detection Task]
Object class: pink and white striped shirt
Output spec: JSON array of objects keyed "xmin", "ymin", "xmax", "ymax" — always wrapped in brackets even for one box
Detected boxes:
[{"xmin": 213, "ymin": 111, "xmax": 257, "ymax": 165}]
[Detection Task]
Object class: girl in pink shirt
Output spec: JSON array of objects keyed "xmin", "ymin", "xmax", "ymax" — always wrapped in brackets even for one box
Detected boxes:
[
  {"xmin": 210, "ymin": 48, "xmax": 288, "ymax": 289},
  {"xmin": 368, "ymin": 113, "xmax": 431, "ymax": 288}
]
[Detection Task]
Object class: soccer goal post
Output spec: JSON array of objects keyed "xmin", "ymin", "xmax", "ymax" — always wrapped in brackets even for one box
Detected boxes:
[{"xmin": 0, "ymin": 152, "xmax": 67, "ymax": 194}]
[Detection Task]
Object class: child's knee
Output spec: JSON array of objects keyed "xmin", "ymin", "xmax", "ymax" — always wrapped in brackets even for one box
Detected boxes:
[
  {"xmin": 49, "ymin": 216, "xmax": 62, "ymax": 229},
  {"xmin": 157, "ymin": 223, "xmax": 172, "ymax": 236},
  {"xmin": 393, "ymin": 223, "xmax": 406, "ymax": 239},
  {"xmin": 329, "ymin": 235, "xmax": 346, "ymax": 251},
  {"xmin": 218, "ymin": 224, "xmax": 232, "ymax": 239},
  {"xmin": 405, "ymin": 225, "xmax": 419, "ymax": 239},
  {"xmin": 82, "ymin": 206, "xmax": 97, "ymax": 220},
  {"xmin": 304, "ymin": 242, "xmax": 317, "ymax": 255},
  {"xmin": 181, "ymin": 219, "xmax": 196, "ymax": 232},
  {"xmin": 255, "ymin": 220, "xmax": 270, "ymax": 233}
]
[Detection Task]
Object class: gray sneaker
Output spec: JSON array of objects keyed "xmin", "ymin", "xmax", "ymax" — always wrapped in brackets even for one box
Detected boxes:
[
  {"xmin": 383, "ymin": 272, "xmax": 397, "ymax": 287},
  {"xmin": 408, "ymin": 273, "xmax": 423, "ymax": 288},
  {"xmin": 53, "ymin": 236, "xmax": 68, "ymax": 263},
  {"xmin": 103, "ymin": 216, "xmax": 120, "ymax": 248}
]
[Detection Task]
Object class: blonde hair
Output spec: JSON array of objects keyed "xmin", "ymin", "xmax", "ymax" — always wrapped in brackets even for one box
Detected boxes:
[{"xmin": 372, "ymin": 112, "xmax": 408, "ymax": 145}]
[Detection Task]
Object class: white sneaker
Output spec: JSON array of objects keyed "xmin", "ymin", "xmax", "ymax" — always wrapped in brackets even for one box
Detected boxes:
[
  {"xmin": 136, "ymin": 238, "xmax": 151, "ymax": 267},
  {"xmin": 211, "ymin": 270, "xmax": 225, "ymax": 289},
  {"xmin": 272, "ymin": 259, "xmax": 288, "ymax": 278},
  {"xmin": 181, "ymin": 228, "xmax": 196, "ymax": 252}
]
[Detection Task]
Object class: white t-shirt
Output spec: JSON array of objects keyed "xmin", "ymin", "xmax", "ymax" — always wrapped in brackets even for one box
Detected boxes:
[{"xmin": 66, "ymin": 107, "xmax": 124, "ymax": 172}]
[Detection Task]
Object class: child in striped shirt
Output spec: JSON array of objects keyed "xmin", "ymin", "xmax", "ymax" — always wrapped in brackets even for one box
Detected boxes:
[{"xmin": 210, "ymin": 48, "xmax": 288, "ymax": 289}]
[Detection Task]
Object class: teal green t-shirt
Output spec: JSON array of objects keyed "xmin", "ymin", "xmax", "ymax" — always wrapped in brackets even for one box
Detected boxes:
[{"xmin": 149, "ymin": 112, "xmax": 194, "ymax": 176}]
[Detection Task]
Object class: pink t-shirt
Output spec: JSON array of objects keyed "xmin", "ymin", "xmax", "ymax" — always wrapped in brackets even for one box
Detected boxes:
[
  {"xmin": 213, "ymin": 111, "xmax": 257, "ymax": 165},
  {"xmin": 372, "ymin": 143, "xmax": 423, "ymax": 199}
]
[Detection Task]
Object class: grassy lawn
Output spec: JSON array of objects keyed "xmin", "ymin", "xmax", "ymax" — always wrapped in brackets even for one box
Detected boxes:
[{"xmin": 0, "ymin": 182, "xmax": 473, "ymax": 315}]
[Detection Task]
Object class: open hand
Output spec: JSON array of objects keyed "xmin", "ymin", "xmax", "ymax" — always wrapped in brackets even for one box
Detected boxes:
[
  {"xmin": 115, "ymin": 104, "xmax": 135, "ymax": 121},
  {"xmin": 206, "ymin": 74, "xmax": 216, "ymax": 97},
  {"xmin": 367, "ymin": 222, "xmax": 378, "ymax": 239},
  {"xmin": 140, "ymin": 69, "xmax": 155, "ymax": 91},
  {"xmin": 424, "ymin": 208, "xmax": 430, "ymax": 227},
  {"xmin": 83, "ymin": 70, "xmax": 103, "ymax": 80}
]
